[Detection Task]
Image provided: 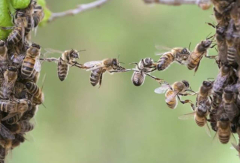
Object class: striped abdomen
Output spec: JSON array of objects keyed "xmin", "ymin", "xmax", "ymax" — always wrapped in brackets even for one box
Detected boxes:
[
  {"xmin": 90, "ymin": 68, "xmax": 102, "ymax": 86},
  {"xmin": 0, "ymin": 100, "xmax": 16, "ymax": 113},
  {"xmin": 18, "ymin": 121, "xmax": 34, "ymax": 133},
  {"xmin": 165, "ymin": 90, "xmax": 177, "ymax": 109},
  {"xmin": 21, "ymin": 57, "xmax": 35, "ymax": 79},
  {"xmin": 21, "ymin": 105, "xmax": 38, "ymax": 121},
  {"xmin": 157, "ymin": 53, "xmax": 174, "ymax": 71},
  {"xmin": 218, "ymin": 129, "xmax": 230, "ymax": 144},
  {"xmin": 58, "ymin": 59, "xmax": 69, "ymax": 81},
  {"xmin": 24, "ymin": 16, "xmax": 32, "ymax": 36},
  {"xmin": 187, "ymin": 51, "xmax": 203, "ymax": 70},
  {"xmin": 195, "ymin": 114, "xmax": 205, "ymax": 127},
  {"xmin": 6, "ymin": 114, "xmax": 22, "ymax": 125},
  {"xmin": 227, "ymin": 47, "xmax": 236, "ymax": 64},
  {"xmin": 7, "ymin": 27, "xmax": 22, "ymax": 45},
  {"xmin": 131, "ymin": 71, "xmax": 145, "ymax": 86}
]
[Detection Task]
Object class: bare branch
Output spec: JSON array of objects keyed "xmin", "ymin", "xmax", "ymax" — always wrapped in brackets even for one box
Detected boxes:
[
  {"xmin": 48, "ymin": 0, "xmax": 110, "ymax": 22},
  {"xmin": 143, "ymin": 0, "xmax": 212, "ymax": 10}
]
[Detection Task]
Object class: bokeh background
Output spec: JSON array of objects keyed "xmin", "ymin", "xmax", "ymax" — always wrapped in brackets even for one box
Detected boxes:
[{"xmin": 9, "ymin": 0, "xmax": 239, "ymax": 163}]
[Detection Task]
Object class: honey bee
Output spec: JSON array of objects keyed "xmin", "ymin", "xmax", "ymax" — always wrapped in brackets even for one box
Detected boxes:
[
  {"xmin": 154, "ymin": 80, "xmax": 194, "ymax": 109},
  {"xmin": 25, "ymin": 82, "xmax": 44, "ymax": 105},
  {"xmin": 131, "ymin": 58, "xmax": 159, "ymax": 86},
  {"xmin": 222, "ymin": 88, "xmax": 239, "ymax": 122},
  {"xmin": 12, "ymin": 134, "xmax": 25, "ymax": 149},
  {"xmin": 0, "ymin": 40, "xmax": 8, "ymax": 72},
  {"xmin": 156, "ymin": 47, "xmax": 190, "ymax": 71},
  {"xmin": 14, "ymin": 82, "xmax": 28, "ymax": 99},
  {"xmin": 196, "ymin": 80, "xmax": 213, "ymax": 105},
  {"xmin": 216, "ymin": 26, "xmax": 228, "ymax": 65},
  {"xmin": 21, "ymin": 105, "xmax": 38, "ymax": 121},
  {"xmin": 21, "ymin": 43, "xmax": 41, "ymax": 79},
  {"xmin": 33, "ymin": 4, "xmax": 45, "ymax": 28},
  {"xmin": 230, "ymin": 1, "xmax": 240, "ymax": 31},
  {"xmin": 0, "ymin": 67, "xmax": 18, "ymax": 100},
  {"xmin": 58, "ymin": 49, "xmax": 79, "ymax": 81},
  {"xmin": 179, "ymin": 101, "xmax": 212, "ymax": 137},
  {"xmin": 211, "ymin": 0, "xmax": 234, "ymax": 14},
  {"xmin": 187, "ymin": 38, "xmax": 213, "ymax": 73},
  {"xmin": 216, "ymin": 113, "xmax": 232, "ymax": 144},
  {"xmin": 213, "ymin": 64, "xmax": 232, "ymax": 96},
  {"xmin": 9, "ymin": 120, "xmax": 34, "ymax": 134},
  {"xmin": 84, "ymin": 58, "xmax": 125, "ymax": 87}
]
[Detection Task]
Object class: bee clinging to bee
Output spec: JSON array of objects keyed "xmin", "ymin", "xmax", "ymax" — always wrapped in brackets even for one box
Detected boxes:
[
  {"xmin": 154, "ymin": 80, "xmax": 195, "ymax": 109},
  {"xmin": 84, "ymin": 58, "xmax": 126, "ymax": 87},
  {"xmin": 155, "ymin": 46, "xmax": 190, "ymax": 71}
]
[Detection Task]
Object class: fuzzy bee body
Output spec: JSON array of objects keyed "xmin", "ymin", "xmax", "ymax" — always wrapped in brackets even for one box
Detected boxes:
[
  {"xmin": 58, "ymin": 59, "xmax": 69, "ymax": 81},
  {"xmin": 165, "ymin": 89, "xmax": 177, "ymax": 109},
  {"xmin": 90, "ymin": 67, "xmax": 104, "ymax": 86},
  {"xmin": 7, "ymin": 27, "xmax": 22, "ymax": 45},
  {"xmin": 132, "ymin": 71, "xmax": 145, "ymax": 86},
  {"xmin": 25, "ymin": 82, "xmax": 44, "ymax": 105}
]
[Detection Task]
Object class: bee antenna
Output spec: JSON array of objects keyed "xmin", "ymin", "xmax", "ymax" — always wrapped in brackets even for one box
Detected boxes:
[
  {"xmin": 119, "ymin": 62, "xmax": 125, "ymax": 64},
  {"xmin": 41, "ymin": 73, "xmax": 46, "ymax": 91},
  {"xmin": 206, "ymin": 22, "xmax": 216, "ymax": 29},
  {"xmin": 78, "ymin": 49, "xmax": 86, "ymax": 52},
  {"xmin": 188, "ymin": 42, "xmax": 191, "ymax": 51},
  {"xmin": 42, "ymin": 103, "xmax": 47, "ymax": 108}
]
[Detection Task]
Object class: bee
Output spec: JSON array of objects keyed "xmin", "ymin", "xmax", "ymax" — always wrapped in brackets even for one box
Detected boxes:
[
  {"xmin": 196, "ymin": 80, "xmax": 213, "ymax": 105},
  {"xmin": 216, "ymin": 25, "xmax": 228, "ymax": 65},
  {"xmin": 14, "ymin": 82, "xmax": 28, "ymax": 99},
  {"xmin": 84, "ymin": 58, "xmax": 125, "ymax": 87},
  {"xmin": 229, "ymin": 1, "xmax": 240, "ymax": 31},
  {"xmin": 154, "ymin": 80, "xmax": 194, "ymax": 109},
  {"xmin": 9, "ymin": 120, "xmax": 34, "ymax": 134},
  {"xmin": 131, "ymin": 58, "xmax": 158, "ymax": 86},
  {"xmin": 222, "ymin": 88, "xmax": 239, "ymax": 122},
  {"xmin": 0, "ymin": 146, "xmax": 6, "ymax": 162},
  {"xmin": 21, "ymin": 105, "xmax": 38, "ymax": 121},
  {"xmin": 0, "ymin": 40, "xmax": 8, "ymax": 72},
  {"xmin": 187, "ymin": 38, "xmax": 213, "ymax": 73},
  {"xmin": 25, "ymin": 82, "xmax": 44, "ymax": 105},
  {"xmin": 216, "ymin": 113, "xmax": 232, "ymax": 144},
  {"xmin": 12, "ymin": 134, "xmax": 25, "ymax": 149},
  {"xmin": 156, "ymin": 47, "xmax": 190, "ymax": 71},
  {"xmin": 179, "ymin": 101, "xmax": 212, "ymax": 137},
  {"xmin": 58, "ymin": 49, "xmax": 79, "ymax": 81},
  {"xmin": 211, "ymin": 0, "xmax": 234, "ymax": 14},
  {"xmin": 21, "ymin": 43, "xmax": 41, "ymax": 79},
  {"xmin": 213, "ymin": 64, "xmax": 232, "ymax": 96},
  {"xmin": 0, "ymin": 67, "xmax": 18, "ymax": 100},
  {"xmin": 33, "ymin": 4, "xmax": 45, "ymax": 28}
]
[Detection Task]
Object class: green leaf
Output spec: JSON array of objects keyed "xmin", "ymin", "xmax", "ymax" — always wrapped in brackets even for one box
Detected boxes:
[
  {"xmin": 10, "ymin": 0, "xmax": 31, "ymax": 9},
  {"xmin": 0, "ymin": 0, "xmax": 14, "ymax": 40}
]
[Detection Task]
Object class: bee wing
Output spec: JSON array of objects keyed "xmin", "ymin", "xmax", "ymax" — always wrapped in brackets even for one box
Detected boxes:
[
  {"xmin": 204, "ymin": 122, "xmax": 212, "ymax": 137},
  {"xmin": 0, "ymin": 124, "xmax": 15, "ymax": 140},
  {"xmin": 231, "ymin": 133, "xmax": 237, "ymax": 145},
  {"xmin": 231, "ymin": 143, "xmax": 240, "ymax": 152},
  {"xmin": 154, "ymin": 84, "xmax": 169, "ymax": 94},
  {"xmin": 178, "ymin": 112, "xmax": 195, "ymax": 120},
  {"xmin": 2, "ymin": 113, "xmax": 19, "ymax": 121},
  {"xmin": 44, "ymin": 48, "xmax": 63, "ymax": 56},
  {"xmin": 34, "ymin": 58, "xmax": 41, "ymax": 72},
  {"xmin": 83, "ymin": 61, "xmax": 102, "ymax": 70}
]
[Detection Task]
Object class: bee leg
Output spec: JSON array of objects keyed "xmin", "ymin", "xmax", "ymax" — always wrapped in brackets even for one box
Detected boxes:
[
  {"xmin": 194, "ymin": 59, "xmax": 202, "ymax": 75},
  {"xmin": 98, "ymin": 73, "xmax": 103, "ymax": 89},
  {"xmin": 177, "ymin": 95, "xmax": 193, "ymax": 105},
  {"xmin": 145, "ymin": 73, "xmax": 163, "ymax": 83}
]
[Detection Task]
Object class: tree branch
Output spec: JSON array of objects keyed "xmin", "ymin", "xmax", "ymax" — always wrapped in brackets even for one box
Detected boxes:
[
  {"xmin": 143, "ymin": 0, "xmax": 211, "ymax": 8},
  {"xmin": 48, "ymin": 0, "xmax": 110, "ymax": 22}
]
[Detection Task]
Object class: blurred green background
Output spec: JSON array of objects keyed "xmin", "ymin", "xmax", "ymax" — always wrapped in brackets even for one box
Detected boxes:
[{"xmin": 9, "ymin": 0, "xmax": 239, "ymax": 163}]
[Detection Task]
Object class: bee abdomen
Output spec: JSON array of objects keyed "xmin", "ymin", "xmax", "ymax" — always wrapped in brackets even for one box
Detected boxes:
[
  {"xmin": 21, "ymin": 58, "xmax": 35, "ymax": 78},
  {"xmin": 6, "ymin": 114, "xmax": 21, "ymax": 125},
  {"xmin": 90, "ymin": 70, "xmax": 101, "ymax": 86},
  {"xmin": 218, "ymin": 134, "xmax": 230, "ymax": 144},
  {"xmin": 58, "ymin": 60, "xmax": 69, "ymax": 81},
  {"xmin": 165, "ymin": 90, "xmax": 177, "ymax": 109},
  {"xmin": 7, "ymin": 27, "xmax": 22, "ymax": 45},
  {"xmin": 195, "ymin": 119, "xmax": 205, "ymax": 127},
  {"xmin": 157, "ymin": 53, "xmax": 174, "ymax": 71},
  {"xmin": 187, "ymin": 52, "xmax": 202, "ymax": 70},
  {"xmin": 227, "ymin": 47, "xmax": 236, "ymax": 64},
  {"xmin": 19, "ymin": 121, "xmax": 34, "ymax": 133},
  {"xmin": 131, "ymin": 71, "xmax": 145, "ymax": 86}
]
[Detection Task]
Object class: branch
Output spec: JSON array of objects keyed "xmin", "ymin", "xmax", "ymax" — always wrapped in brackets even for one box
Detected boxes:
[
  {"xmin": 48, "ymin": 0, "xmax": 110, "ymax": 22},
  {"xmin": 143, "ymin": 0, "xmax": 211, "ymax": 9}
]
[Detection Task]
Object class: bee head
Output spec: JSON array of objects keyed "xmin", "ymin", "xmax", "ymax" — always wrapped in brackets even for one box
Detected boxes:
[
  {"xmin": 202, "ymin": 40, "xmax": 212, "ymax": 48},
  {"xmin": 182, "ymin": 80, "xmax": 189, "ymax": 88},
  {"xmin": 112, "ymin": 58, "xmax": 119, "ymax": 66},
  {"xmin": 221, "ymin": 63, "xmax": 231, "ymax": 74},
  {"xmin": 143, "ymin": 58, "xmax": 153, "ymax": 66},
  {"xmin": 0, "ymin": 40, "xmax": 5, "ymax": 46},
  {"xmin": 28, "ymin": 43, "xmax": 40, "ymax": 57},
  {"xmin": 219, "ymin": 113, "xmax": 229, "ymax": 122},
  {"xmin": 31, "ymin": 43, "xmax": 41, "ymax": 49},
  {"xmin": 202, "ymin": 81, "xmax": 213, "ymax": 88},
  {"xmin": 8, "ymin": 66, "xmax": 17, "ymax": 72},
  {"xmin": 181, "ymin": 48, "xmax": 190, "ymax": 55},
  {"xmin": 175, "ymin": 48, "xmax": 190, "ymax": 64},
  {"xmin": 70, "ymin": 50, "xmax": 79, "ymax": 59}
]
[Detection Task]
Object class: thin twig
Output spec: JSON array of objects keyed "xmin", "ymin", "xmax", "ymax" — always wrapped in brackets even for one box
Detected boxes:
[
  {"xmin": 48, "ymin": 0, "xmax": 110, "ymax": 22},
  {"xmin": 143, "ymin": 0, "xmax": 210, "ymax": 6}
]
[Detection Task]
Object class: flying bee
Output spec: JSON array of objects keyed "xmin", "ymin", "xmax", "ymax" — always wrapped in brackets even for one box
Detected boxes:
[
  {"xmin": 213, "ymin": 63, "xmax": 232, "ymax": 96},
  {"xmin": 25, "ymin": 81, "xmax": 44, "ymax": 105},
  {"xmin": 8, "ymin": 120, "xmax": 34, "ymax": 134},
  {"xmin": 84, "ymin": 58, "xmax": 126, "ymax": 87},
  {"xmin": 154, "ymin": 80, "xmax": 195, "ymax": 109},
  {"xmin": 216, "ymin": 112, "xmax": 233, "ymax": 144},
  {"xmin": 0, "ymin": 67, "xmax": 18, "ymax": 100},
  {"xmin": 21, "ymin": 43, "xmax": 41, "ymax": 79},
  {"xmin": 179, "ymin": 101, "xmax": 212, "ymax": 137},
  {"xmin": 156, "ymin": 47, "xmax": 190, "ymax": 71},
  {"xmin": 196, "ymin": 80, "xmax": 213, "ymax": 105},
  {"xmin": 131, "ymin": 58, "xmax": 160, "ymax": 86},
  {"xmin": 222, "ymin": 88, "xmax": 239, "ymax": 122},
  {"xmin": 0, "ymin": 40, "xmax": 8, "ymax": 73},
  {"xmin": 187, "ymin": 38, "xmax": 214, "ymax": 73}
]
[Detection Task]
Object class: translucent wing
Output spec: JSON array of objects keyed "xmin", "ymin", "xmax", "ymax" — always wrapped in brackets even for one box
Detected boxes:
[
  {"xmin": 2, "ymin": 113, "xmax": 19, "ymax": 121},
  {"xmin": 231, "ymin": 133, "xmax": 237, "ymax": 145},
  {"xmin": 34, "ymin": 58, "xmax": 41, "ymax": 72},
  {"xmin": 154, "ymin": 84, "xmax": 170, "ymax": 94},
  {"xmin": 178, "ymin": 112, "xmax": 195, "ymax": 120},
  {"xmin": 83, "ymin": 61, "xmax": 102, "ymax": 70},
  {"xmin": 204, "ymin": 122, "xmax": 212, "ymax": 137},
  {"xmin": 0, "ymin": 124, "xmax": 15, "ymax": 139},
  {"xmin": 44, "ymin": 48, "xmax": 63, "ymax": 56},
  {"xmin": 155, "ymin": 45, "xmax": 171, "ymax": 51}
]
